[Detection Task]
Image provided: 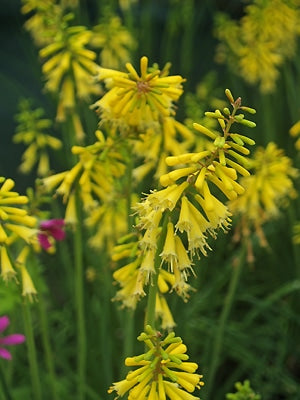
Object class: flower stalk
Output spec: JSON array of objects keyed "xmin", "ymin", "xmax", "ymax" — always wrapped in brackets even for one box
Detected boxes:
[
  {"xmin": 206, "ymin": 246, "xmax": 246, "ymax": 397},
  {"xmin": 22, "ymin": 303, "xmax": 42, "ymax": 400},
  {"xmin": 0, "ymin": 364, "xmax": 13, "ymax": 400},
  {"xmin": 145, "ymin": 214, "xmax": 169, "ymax": 329},
  {"xmin": 74, "ymin": 191, "xmax": 86, "ymax": 400}
]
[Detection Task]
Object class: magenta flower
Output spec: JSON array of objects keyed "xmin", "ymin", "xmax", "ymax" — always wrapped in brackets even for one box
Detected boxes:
[
  {"xmin": 0, "ymin": 316, "xmax": 25, "ymax": 360},
  {"xmin": 38, "ymin": 219, "xmax": 66, "ymax": 250}
]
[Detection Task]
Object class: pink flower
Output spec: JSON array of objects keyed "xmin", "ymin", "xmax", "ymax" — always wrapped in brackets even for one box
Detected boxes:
[
  {"xmin": 38, "ymin": 219, "xmax": 66, "ymax": 250},
  {"xmin": 0, "ymin": 316, "xmax": 25, "ymax": 360}
]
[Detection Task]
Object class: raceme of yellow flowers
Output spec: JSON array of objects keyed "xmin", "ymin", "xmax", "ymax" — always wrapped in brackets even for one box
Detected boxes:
[
  {"xmin": 0, "ymin": 177, "xmax": 38, "ymax": 301},
  {"xmin": 92, "ymin": 56, "xmax": 197, "ymax": 181},
  {"xmin": 108, "ymin": 325, "xmax": 204, "ymax": 400},
  {"xmin": 229, "ymin": 142, "xmax": 298, "ymax": 263},
  {"xmin": 90, "ymin": 15, "xmax": 137, "ymax": 69},
  {"xmin": 21, "ymin": 0, "xmax": 137, "ymax": 143},
  {"xmin": 13, "ymin": 99, "xmax": 62, "ymax": 177},
  {"xmin": 215, "ymin": 0, "xmax": 300, "ymax": 93},
  {"xmin": 92, "ymin": 56, "xmax": 185, "ymax": 132},
  {"xmin": 111, "ymin": 89, "xmax": 257, "ymax": 327}
]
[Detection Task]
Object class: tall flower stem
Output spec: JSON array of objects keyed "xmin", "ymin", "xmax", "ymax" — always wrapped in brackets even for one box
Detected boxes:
[
  {"xmin": 0, "ymin": 363, "xmax": 13, "ymax": 400},
  {"xmin": 145, "ymin": 216, "xmax": 169, "ymax": 329},
  {"xmin": 125, "ymin": 144, "xmax": 134, "ymax": 231},
  {"xmin": 123, "ymin": 145, "xmax": 135, "ymax": 359},
  {"xmin": 22, "ymin": 302, "xmax": 42, "ymax": 400},
  {"xmin": 74, "ymin": 192, "xmax": 86, "ymax": 400},
  {"xmin": 206, "ymin": 247, "xmax": 246, "ymax": 398},
  {"xmin": 145, "ymin": 252, "xmax": 160, "ymax": 329},
  {"xmin": 37, "ymin": 294, "xmax": 59, "ymax": 400}
]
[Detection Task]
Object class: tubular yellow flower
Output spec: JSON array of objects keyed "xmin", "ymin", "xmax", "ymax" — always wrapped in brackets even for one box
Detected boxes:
[
  {"xmin": 140, "ymin": 248, "xmax": 156, "ymax": 284},
  {"xmin": 146, "ymin": 182, "xmax": 189, "ymax": 212},
  {"xmin": 156, "ymin": 294, "xmax": 176, "ymax": 330},
  {"xmin": 133, "ymin": 118, "xmax": 195, "ymax": 182},
  {"xmin": 158, "ymin": 269, "xmax": 175, "ymax": 293},
  {"xmin": 4, "ymin": 224, "xmax": 37, "ymax": 245},
  {"xmin": 0, "ymin": 246, "xmax": 17, "ymax": 282},
  {"xmin": 113, "ymin": 259, "xmax": 141, "ymax": 283},
  {"xmin": 109, "ymin": 326, "xmax": 204, "ymax": 400},
  {"xmin": 140, "ymin": 226, "xmax": 161, "ymax": 251},
  {"xmin": 174, "ymin": 235, "xmax": 194, "ymax": 278},
  {"xmin": 19, "ymin": 265, "xmax": 38, "ymax": 302},
  {"xmin": 64, "ymin": 192, "xmax": 78, "ymax": 226},
  {"xmin": 160, "ymin": 222, "xmax": 177, "ymax": 272},
  {"xmin": 40, "ymin": 171, "xmax": 68, "ymax": 193},
  {"xmin": 195, "ymin": 194, "xmax": 231, "ymax": 232},
  {"xmin": 0, "ymin": 178, "xmax": 38, "ymax": 246}
]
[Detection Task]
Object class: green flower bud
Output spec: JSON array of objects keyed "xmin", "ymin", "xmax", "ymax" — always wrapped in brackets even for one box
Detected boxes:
[{"xmin": 225, "ymin": 88, "xmax": 235, "ymax": 103}]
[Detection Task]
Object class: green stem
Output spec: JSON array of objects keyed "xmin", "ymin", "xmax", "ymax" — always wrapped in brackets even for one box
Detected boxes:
[
  {"xmin": 51, "ymin": 200, "xmax": 74, "ymax": 293},
  {"xmin": 22, "ymin": 302, "xmax": 42, "ymax": 400},
  {"xmin": 206, "ymin": 247, "xmax": 246, "ymax": 398},
  {"xmin": 74, "ymin": 193, "xmax": 86, "ymax": 400},
  {"xmin": 123, "ymin": 146, "xmax": 135, "ymax": 360},
  {"xmin": 145, "ymin": 215, "xmax": 169, "ymax": 329},
  {"xmin": 125, "ymin": 145, "xmax": 134, "ymax": 231},
  {"xmin": 145, "ymin": 252, "xmax": 160, "ymax": 329},
  {"xmin": 37, "ymin": 295, "xmax": 59, "ymax": 400},
  {"xmin": 0, "ymin": 363, "xmax": 13, "ymax": 400}
]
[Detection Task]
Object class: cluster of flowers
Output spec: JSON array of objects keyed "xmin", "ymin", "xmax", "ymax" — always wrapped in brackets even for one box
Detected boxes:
[
  {"xmin": 215, "ymin": 0, "xmax": 300, "ymax": 93},
  {"xmin": 0, "ymin": 176, "xmax": 66, "ymax": 300},
  {"xmin": 108, "ymin": 325, "xmax": 204, "ymax": 400},
  {"xmin": 112, "ymin": 89, "xmax": 257, "ymax": 327},
  {"xmin": 229, "ymin": 142, "xmax": 298, "ymax": 262}
]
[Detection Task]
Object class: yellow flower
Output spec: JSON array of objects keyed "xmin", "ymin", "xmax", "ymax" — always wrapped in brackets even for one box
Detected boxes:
[
  {"xmin": 0, "ymin": 178, "xmax": 38, "ymax": 245},
  {"xmin": 146, "ymin": 182, "xmax": 189, "ymax": 213},
  {"xmin": 229, "ymin": 142, "xmax": 297, "ymax": 221},
  {"xmin": 19, "ymin": 265, "xmax": 38, "ymax": 302},
  {"xmin": 160, "ymin": 222, "xmax": 177, "ymax": 272},
  {"xmin": 140, "ymin": 248, "xmax": 156, "ymax": 284},
  {"xmin": 215, "ymin": 0, "xmax": 300, "ymax": 93},
  {"xmin": 114, "ymin": 89, "xmax": 256, "ymax": 314},
  {"xmin": 86, "ymin": 195, "xmax": 130, "ymax": 251},
  {"xmin": 13, "ymin": 100, "xmax": 62, "ymax": 177},
  {"xmin": 108, "ymin": 326, "xmax": 204, "ymax": 400},
  {"xmin": 133, "ymin": 118, "xmax": 195, "ymax": 181},
  {"xmin": 155, "ymin": 294, "xmax": 176, "ymax": 330},
  {"xmin": 21, "ymin": 0, "xmax": 63, "ymax": 47},
  {"xmin": 93, "ymin": 56, "xmax": 185, "ymax": 131},
  {"xmin": 39, "ymin": 21, "xmax": 100, "ymax": 126},
  {"xmin": 0, "ymin": 246, "xmax": 17, "ymax": 282},
  {"xmin": 90, "ymin": 15, "xmax": 136, "ymax": 69},
  {"xmin": 229, "ymin": 142, "xmax": 298, "ymax": 259},
  {"xmin": 41, "ymin": 132, "xmax": 126, "ymax": 233}
]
